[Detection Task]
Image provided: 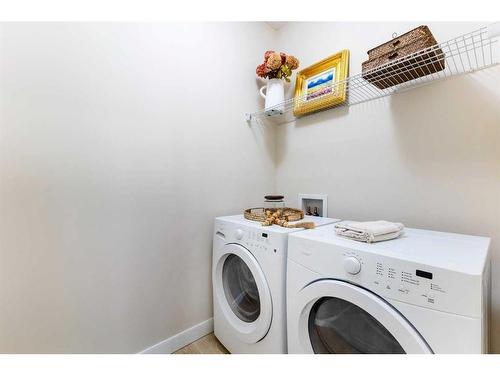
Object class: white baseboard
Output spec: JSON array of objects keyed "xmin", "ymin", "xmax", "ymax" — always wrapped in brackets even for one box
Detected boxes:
[{"xmin": 139, "ymin": 318, "xmax": 214, "ymax": 354}]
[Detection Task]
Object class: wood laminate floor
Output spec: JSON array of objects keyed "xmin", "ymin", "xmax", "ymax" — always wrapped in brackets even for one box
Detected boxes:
[{"xmin": 174, "ymin": 333, "xmax": 229, "ymax": 354}]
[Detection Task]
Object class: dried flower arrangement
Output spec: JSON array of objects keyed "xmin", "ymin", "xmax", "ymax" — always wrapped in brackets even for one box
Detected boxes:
[{"xmin": 256, "ymin": 51, "xmax": 299, "ymax": 82}]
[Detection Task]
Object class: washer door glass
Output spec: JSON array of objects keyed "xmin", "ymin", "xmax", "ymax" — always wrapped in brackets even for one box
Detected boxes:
[
  {"xmin": 309, "ymin": 297, "xmax": 405, "ymax": 354},
  {"xmin": 222, "ymin": 254, "xmax": 260, "ymax": 323}
]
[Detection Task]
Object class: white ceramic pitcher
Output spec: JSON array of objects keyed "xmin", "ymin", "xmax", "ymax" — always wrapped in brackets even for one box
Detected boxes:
[{"xmin": 259, "ymin": 78, "xmax": 284, "ymax": 115}]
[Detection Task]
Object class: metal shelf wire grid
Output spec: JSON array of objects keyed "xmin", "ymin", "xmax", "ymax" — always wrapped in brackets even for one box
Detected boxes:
[{"xmin": 247, "ymin": 27, "xmax": 498, "ymax": 125}]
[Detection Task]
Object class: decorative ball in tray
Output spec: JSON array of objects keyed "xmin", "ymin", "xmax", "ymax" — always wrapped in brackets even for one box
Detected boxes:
[
  {"xmin": 244, "ymin": 194, "xmax": 315, "ymax": 229},
  {"xmin": 244, "ymin": 207, "xmax": 304, "ymax": 222},
  {"xmin": 244, "ymin": 207, "xmax": 315, "ymax": 229}
]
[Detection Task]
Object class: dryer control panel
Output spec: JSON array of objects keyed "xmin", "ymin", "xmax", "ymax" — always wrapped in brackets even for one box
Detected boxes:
[
  {"xmin": 288, "ymin": 235, "xmax": 485, "ymax": 319},
  {"xmin": 372, "ymin": 259, "xmax": 440, "ymax": 304},
  {"xmin": 339, "ymin": 248, "xmax": 481, "ymax": 318}
]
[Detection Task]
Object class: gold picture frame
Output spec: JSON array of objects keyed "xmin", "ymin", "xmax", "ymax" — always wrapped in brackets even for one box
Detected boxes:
[{"xmin": 293, "ymin": 49, "xmax": 349, "ymax": 117}]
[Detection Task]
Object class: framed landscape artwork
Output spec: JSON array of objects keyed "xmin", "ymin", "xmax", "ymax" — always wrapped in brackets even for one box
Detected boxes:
[{"xmin": 293, "ymin": 49, "xmax": 349, "ymax": 116}]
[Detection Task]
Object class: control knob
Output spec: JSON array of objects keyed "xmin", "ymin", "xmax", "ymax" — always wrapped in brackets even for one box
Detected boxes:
[
  {"xmin": 235, "ymin": 229, "xmax": 244, "ymax": 240},
  {"xmin": 344, "ymin": 256, "xmax": 361, "ymax": 275}
]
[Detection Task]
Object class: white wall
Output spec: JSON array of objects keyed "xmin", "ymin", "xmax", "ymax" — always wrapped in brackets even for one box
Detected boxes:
[
  {"xmin": 274, "ymin": 22, "xmax": 500, "ymax": 352},
  {"xmin": 1, "ymin": 21, "xmax": 499, "ymax": 354},
  {"xmin": 0, "ymin": 23, "xmax": 276, "ymax": 353}
]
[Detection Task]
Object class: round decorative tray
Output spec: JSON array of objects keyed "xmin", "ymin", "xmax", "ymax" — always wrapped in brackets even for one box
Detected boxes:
[{"xmin": 244, "ymin": 207, "xmax": 304, "ymax": 222}]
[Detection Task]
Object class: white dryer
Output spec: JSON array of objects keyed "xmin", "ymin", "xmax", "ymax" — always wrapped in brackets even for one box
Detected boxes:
[
  {"xmin": 212, "ymin": 215, "xmax": 340, "ymax": 354},
  {"xmin": 287, "ymin": 225, "xmax": 490, "ymax": 354}
]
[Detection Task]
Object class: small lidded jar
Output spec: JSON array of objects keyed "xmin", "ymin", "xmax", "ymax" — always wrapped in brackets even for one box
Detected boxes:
[{"xmin": 264, "ymin": 195, "xmax": 285, "ymax": 210}]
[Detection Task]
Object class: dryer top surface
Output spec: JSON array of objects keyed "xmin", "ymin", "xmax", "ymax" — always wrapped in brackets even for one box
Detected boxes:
[{"xmin": 289, "ymin": 224, "xmax": 490, "ymax": 275}]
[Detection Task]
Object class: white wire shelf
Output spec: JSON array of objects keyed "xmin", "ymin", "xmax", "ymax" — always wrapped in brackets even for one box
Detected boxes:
[{"xmin": 246, "ymin": 26, "xmax": 499, "ymax": 125}]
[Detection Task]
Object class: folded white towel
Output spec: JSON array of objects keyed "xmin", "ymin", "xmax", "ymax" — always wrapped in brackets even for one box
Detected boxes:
[{"xmin": 334, "ymin": 220, "xmax": 404, "ymax": 243}]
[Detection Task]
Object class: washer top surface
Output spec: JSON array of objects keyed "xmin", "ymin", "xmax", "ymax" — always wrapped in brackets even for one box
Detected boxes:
[
  {"xmin": 290, "ymin": 224, "xmax": 490, "ymax": 275},
  {"xmin": 216, "ymin": 215, "xmax": 340, "ymax": 234}
]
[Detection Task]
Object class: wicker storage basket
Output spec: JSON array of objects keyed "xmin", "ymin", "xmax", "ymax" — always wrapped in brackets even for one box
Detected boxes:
[
  {"xmin": 362, "ymin": 25, "xmax": 445, "ymax": 89},
  {"xmin": 244, "ymin": 207, "xmax": 304, "ymax": 222}
]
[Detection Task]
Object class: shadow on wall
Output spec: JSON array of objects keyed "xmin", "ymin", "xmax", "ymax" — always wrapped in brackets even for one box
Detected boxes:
[
  {"xmin": 244, "ymin": 78, "xmax": 278, "ymax": 178},
  {"xmin": 389, "ymin": 71, "xmax": 500, "ymax": 233},
  {"xmin": 274, "ymin": 104, "xmax": 350, "ymax": 168},
  {"xmin": 388, "ymin": 69, "xmax": 500, "ymax": 237},
  {"xmin": 390, "ymin": 70, "xmax": 500, "ymax": 171},
  {"xmin": 249, "ymin": 120, "xmax": 277, "ymax": 169}
]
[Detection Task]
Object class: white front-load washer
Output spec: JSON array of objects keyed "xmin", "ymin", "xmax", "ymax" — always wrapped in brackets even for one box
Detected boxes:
[
  {"xmin": 287, "ymin": 225, "xmax": 491, "ymax": 354},
  {"xmin": 212, "ymin": 215, "xmax": 340, "ymax": 354}
]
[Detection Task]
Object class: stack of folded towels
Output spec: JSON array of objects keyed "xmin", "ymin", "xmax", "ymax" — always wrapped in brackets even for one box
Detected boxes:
[{"xmin": 334, "ymin": 220, "xmax": 404, "ymax": 243}]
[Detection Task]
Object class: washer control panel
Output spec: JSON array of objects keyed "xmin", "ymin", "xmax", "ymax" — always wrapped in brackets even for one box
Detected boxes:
[{"xmin": 232, "ymin": 228, "xmax": 278, "ymax": 254}]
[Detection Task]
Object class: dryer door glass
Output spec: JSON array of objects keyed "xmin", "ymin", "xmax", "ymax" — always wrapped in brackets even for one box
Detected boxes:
[
  {"xmin": 222, "ymin": 254, "xmax": 260, "ymax": 323},
  {"xmin": 308, "ymin": 297, "xmax": 405, "ymax": 354}
]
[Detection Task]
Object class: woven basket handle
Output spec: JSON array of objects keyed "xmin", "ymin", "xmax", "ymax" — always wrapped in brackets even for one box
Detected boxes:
[{"xmin": 388, "ymin": 52, "xmax": 399, "ymax": 60}]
